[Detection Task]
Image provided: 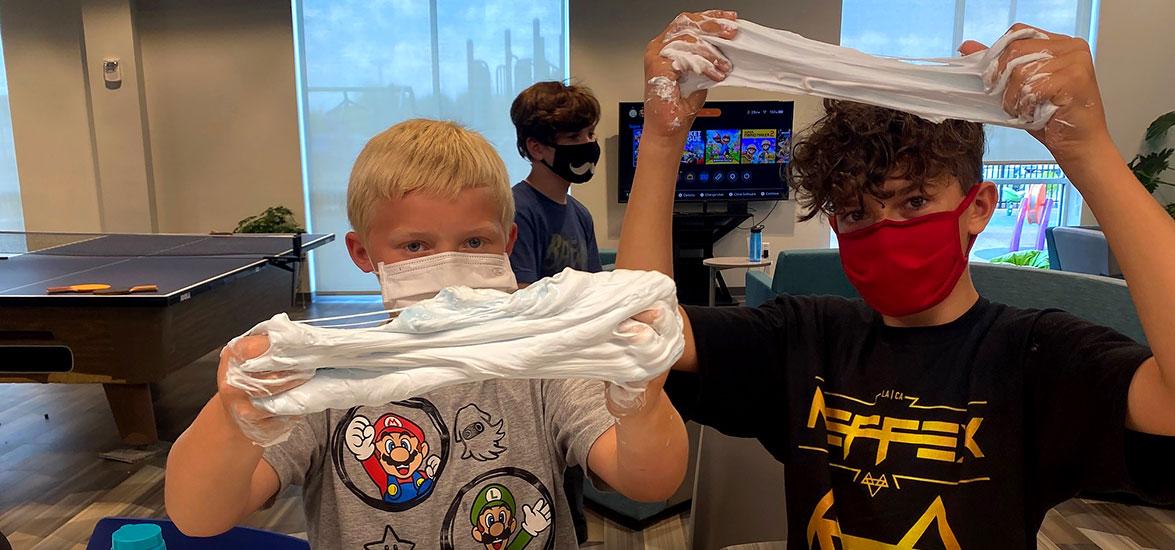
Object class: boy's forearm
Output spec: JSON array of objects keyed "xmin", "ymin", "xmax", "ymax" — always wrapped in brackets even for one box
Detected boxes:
[
  {"xmin": 620, "ymin": 130, "xmax": 701, "ymax": 372},
  {"xmin": 165, "ymin": 394, "xmax": 265, "ymax": 536},
  {"xmin": 616, "ymin": 133, "xmax": 690, "ymax": 275},
  {"xmin": 1063, "ymin": 137, "xmax": 1175, "ymax": 388},
  {"xmin": 611, "ymin": 389, "xmax": 689, "ymax": 501}
]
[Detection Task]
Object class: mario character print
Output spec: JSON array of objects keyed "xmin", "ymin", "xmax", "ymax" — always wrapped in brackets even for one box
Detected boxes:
[{"xmin": 332, "ymin": 399, "xmax": 450, "ymax": 512}]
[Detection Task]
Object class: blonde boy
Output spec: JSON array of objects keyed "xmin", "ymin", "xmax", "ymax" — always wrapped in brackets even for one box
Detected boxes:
[{"xmin": 166, "ymin": 120, "xmax": 688, "ymax": 549}]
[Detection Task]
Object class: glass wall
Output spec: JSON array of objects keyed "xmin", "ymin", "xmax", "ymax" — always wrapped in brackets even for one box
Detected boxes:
[
  {"xmin": 295, "ymin": 0, "xmax": 568, "ymax": 291},
  {"xmin": 0, "ymin": 19, "xmax": 25, "ymax": 231}
]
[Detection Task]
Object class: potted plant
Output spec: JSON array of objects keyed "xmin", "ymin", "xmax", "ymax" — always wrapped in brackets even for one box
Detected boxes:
[
  {"xmin": 234, "ymin": 206, "xmax": 305, "ymax": 234},
  {"xmin": 1127, "ymin": 111, "xmax": 1175, "ymax": 220}
]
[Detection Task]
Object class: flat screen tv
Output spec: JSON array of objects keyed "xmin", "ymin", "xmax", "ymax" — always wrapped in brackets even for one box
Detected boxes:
[{"xmin": 618, "ymin": 100, "xmax": 794, "ymax": 203}]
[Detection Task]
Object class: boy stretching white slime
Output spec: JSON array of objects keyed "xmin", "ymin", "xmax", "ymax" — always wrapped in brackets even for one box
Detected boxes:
[
  {"xmin": 620, "ymin": 10, "xmax": 1175, "ymax": 549},
  {"xmin": 166, "ymin": 120, "xmax": 688, "ymax": 549}
]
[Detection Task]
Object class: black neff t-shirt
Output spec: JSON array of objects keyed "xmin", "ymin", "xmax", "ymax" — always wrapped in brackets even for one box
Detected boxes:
[{"xmin": 667, "ymin": 296, "xmax": 1175, "ymax": 549}]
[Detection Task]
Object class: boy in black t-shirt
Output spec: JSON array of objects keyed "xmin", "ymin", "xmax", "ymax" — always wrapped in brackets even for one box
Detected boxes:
[{"xmin": 619, "ymin": 10, "xmax": 1175, "ymax": 549}]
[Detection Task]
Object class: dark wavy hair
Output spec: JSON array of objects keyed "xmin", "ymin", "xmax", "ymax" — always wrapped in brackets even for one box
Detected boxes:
[
  {"xmin": 788, "ymin": 99, "xmax": 985, "ymax": 221},
  {"xmin": 510, "ymin": 81, "xmax": 600, "ymax": 160}
]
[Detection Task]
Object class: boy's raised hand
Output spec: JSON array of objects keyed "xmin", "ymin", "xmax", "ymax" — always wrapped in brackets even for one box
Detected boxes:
[
  {"xmin": 965, "ymin": 26, "xmax": 1175, "ymax": 439},
  {"xmin": 959, "ymin": 23, "xmax": 1109, "ymax": 166},
  {"xmin": 642, "ymin": 10, "xmax": 737, "ymax": 138}
]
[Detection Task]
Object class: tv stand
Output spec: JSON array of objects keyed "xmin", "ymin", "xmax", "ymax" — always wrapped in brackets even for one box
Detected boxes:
[
  {"xmin": 672, "ymin": 206, "xmax": 752, "ymax": 306},
  {"xmin": 698, "ymin": 201, "xmax": 748, "ymax": 216}
]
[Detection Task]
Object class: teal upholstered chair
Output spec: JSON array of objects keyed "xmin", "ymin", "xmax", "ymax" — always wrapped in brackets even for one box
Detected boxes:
[
  {"xmin": 599, "ymin": 248, "xmax": 617, "ymax": 271},
  {"xmin": 1046, "ymin": 225, "xmax": 1122, "ymax": 278},
  {"xmin": 692, "ymin": 248, "xmax": 1145, "ymax": 549},
  {"xmin": 745, "ymin": 249, "xmax": 856, "ymax": 307},
  {"xmin": 746, "ymin": 248, "xmax": 1144, "ymax": 343}
]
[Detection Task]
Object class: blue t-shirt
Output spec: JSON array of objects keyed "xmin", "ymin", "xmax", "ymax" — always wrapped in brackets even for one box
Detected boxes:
[{"xmin": 510, "ymin": 181, "xmax": 602, "ymax": 284}]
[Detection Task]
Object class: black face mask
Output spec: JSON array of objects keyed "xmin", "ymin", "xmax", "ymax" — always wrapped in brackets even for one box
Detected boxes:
[{"xmin": 541, "ymin": 141, "xmax": 600, "ymax": 184}]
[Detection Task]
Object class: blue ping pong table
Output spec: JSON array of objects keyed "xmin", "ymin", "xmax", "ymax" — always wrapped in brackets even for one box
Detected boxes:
[{"xmin": 0, "ymin": 232, "xmax": 333, "ymax": 444}]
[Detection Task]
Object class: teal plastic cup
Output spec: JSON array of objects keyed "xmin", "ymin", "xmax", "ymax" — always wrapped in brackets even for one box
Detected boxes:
[{"xmin": 110, "ymin": 523, "xmax": 166, "ymax": 550}]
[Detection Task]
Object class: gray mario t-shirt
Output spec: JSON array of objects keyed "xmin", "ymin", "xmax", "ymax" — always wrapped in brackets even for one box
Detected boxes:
[{"xmin": 263, "ymin": 378, "xmax": 613, "ymax": 549}]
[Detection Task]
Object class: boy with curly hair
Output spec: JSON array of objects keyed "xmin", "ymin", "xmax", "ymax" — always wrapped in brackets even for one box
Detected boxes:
[{"xmin": 619, "ymin": 10, "xmax": 1175, "ymax": 548}]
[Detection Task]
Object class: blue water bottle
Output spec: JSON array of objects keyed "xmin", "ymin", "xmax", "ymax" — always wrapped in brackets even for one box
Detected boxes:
[
  {"xmin": 111, "ymin": 523, "xmax": 167, "ymax": 550},
  {"xmin": 748, "ymin": 225, "xmax": 764, "ymax": 262}
]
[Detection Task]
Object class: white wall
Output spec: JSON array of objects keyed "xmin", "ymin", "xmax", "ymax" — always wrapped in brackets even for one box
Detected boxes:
[
  {"xmin": 570, "ymin": 1, "xmax": 842, "ymax": 285},
  {"xmin": 1, "ymin": 0, "xmax": 301, "ymax": 235},
  {"xmin": 81, "ymin": 0, "xmax": 156, "ymax": 233},
  {"xmin": 1093, "ymin": 0, "xmax": 1175, "ymax": 216},
  {"xmin": 1, "ymin": 0, "xmax": 103, "ymax": 232},
  {"xmin": 137, "ymin": 0, "xmax": 303, "ymax": 234}
]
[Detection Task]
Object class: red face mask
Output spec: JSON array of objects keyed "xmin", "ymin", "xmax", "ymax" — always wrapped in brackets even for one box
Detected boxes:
[{"xmin": 829, "ymin": 185, "xmax": 981, "ymax": 318}]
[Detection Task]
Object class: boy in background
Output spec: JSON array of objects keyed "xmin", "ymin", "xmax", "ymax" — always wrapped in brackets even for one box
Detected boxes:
[
  {"xmin": 509, "ymin": 81, "xmax": 605, "ymax": 542},
  {"xmin": 509, "ymin": 81, "xmax": 603, "ymax": 285}
]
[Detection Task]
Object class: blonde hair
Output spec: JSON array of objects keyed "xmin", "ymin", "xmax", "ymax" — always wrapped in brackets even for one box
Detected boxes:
[{"xmin": 346, "ymin": 119, "xmax": 514, "ymax": 234}]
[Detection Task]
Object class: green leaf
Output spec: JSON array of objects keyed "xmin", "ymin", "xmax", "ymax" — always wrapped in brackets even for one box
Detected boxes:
[
  {"xmin": 989, "ymin": 249, "xmax": 1050, "ymax": 269},
  {"xmin": 1167, "ymin": 203, "xmax": 1175, "ymax": 221},
  {"xmin": 234, "ymin": 205, "xmax": 305, "ymax": 234},
  {"xmin": 1146, "ymin": 111, "xmax": 1175, "ymax": 143},
  {"xmin": 1129, "ymin": 148, "xmax": 1173, "ymax": 194}
]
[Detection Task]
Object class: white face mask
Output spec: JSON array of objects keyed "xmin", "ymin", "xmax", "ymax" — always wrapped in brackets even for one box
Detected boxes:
[{"xmin": 376, "ymin": 251, "xmax": 518, "ymax": 309}]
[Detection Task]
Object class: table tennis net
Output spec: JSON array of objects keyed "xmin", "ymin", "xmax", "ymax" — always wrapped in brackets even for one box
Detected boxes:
[{"xmin": 0, "ymin": 231, "xmax": 304, "ymax": 258}]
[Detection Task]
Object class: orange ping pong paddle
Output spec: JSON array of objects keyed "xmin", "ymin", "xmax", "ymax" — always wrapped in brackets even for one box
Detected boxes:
[
  {"xmin": 46, "ymin": 283, "xmax": 111, "ymax": 294},
  {"xmin": 93, "ymin": 284, "xmax": 159, "ymax": 295}
]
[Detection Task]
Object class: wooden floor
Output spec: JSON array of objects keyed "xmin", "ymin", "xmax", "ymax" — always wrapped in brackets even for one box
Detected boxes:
[{"xmin": 2, "ymin": 297, "xmax": 1174, "ymax": 549}]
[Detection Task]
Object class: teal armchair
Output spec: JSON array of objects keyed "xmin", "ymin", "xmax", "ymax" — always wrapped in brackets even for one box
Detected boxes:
[
  {"xmin": 745, "ymin": 249, "xmax": 858, "ymax": 307},
  {"xmin": 599, "ymin": 248, "xmax": 617, "ymax": 271},
  {"xmin": 746, "ymin": 248, "xmax": 1145, "ymax": 344}
]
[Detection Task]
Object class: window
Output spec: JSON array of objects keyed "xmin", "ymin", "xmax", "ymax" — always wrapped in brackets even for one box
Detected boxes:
[
  {"xmin": 294, "ymin": 0, "xmax": 568, "ymax": 292},
  {"xmin": 841, "ymin": 0, "xmax": 1098, "ymax": 262},
  {"xmin": 0, "ymin": 20, "xmax": 24, "ymax": 231}
]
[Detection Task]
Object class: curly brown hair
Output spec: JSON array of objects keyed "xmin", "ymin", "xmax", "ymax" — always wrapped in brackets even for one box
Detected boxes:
[
  {"xmin": 510, "ymin": 81, "xmax": 600, "ymax": 160},
  {"xmin": 788, "ymin": 99, "xmax": 985, "ymax": 221}
]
